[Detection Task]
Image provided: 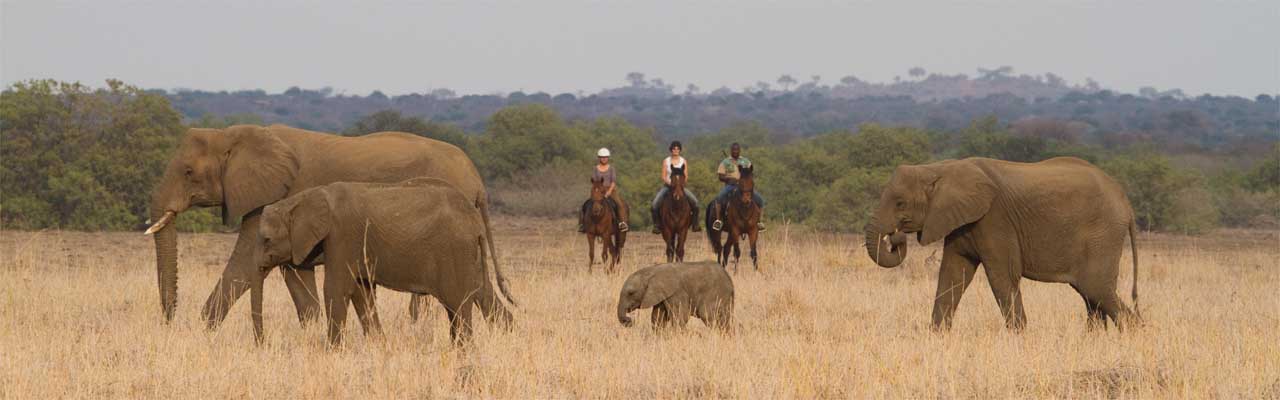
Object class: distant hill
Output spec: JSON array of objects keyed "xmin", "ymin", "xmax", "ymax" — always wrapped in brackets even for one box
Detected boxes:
[{"xmin": 161, "ymin": 70, "xmax": 1278, "ymax": 153}]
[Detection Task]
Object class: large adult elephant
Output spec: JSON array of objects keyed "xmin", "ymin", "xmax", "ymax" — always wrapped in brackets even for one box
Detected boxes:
[
  {"xmin": 864, "ymin": 157, "xmax": 1140, "ymax": 331},
  {"xmin": 145, "ymin": 124, "xmax": 507, "ymax": 328}
]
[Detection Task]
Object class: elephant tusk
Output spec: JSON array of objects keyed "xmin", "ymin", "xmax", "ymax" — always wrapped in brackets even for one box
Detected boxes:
[{"xmin": 144, "ymin": 211, "xmax": 176, "ymax": 235}]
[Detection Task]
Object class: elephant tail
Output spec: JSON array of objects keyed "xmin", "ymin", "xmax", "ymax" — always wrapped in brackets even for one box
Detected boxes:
[
  {"xmin": 1128, "ymin": 221, "xmax": 1139, "ymax": 317},
  {"xmin": 478, "ymin": 196, "xmax": 517, "ymax": 307}
]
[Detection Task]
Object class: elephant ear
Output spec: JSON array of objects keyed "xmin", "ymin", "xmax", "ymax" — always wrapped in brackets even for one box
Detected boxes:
[
  {"xmin": 919, "ymin": 161, "xmax": 997, "ymax": 245},
  {"xmin": 640, "ymin": 267, "xmax": 680, "ymax": 308},
  {"xmin": 222, "ymin": 126, "xmax": 299, "ymax": 225},
  {"xmin": 287, "ymin": 191, "xmax": 332, "ymax": 266}
]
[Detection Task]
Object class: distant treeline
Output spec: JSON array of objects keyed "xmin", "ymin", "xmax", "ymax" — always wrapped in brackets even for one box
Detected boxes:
[
  {"xmin": 164, "ymin": 70, "xmax": 1278, "ymax": 159},
  {"xmin": 3, "ymin": 79, "xmax": 1278, "ymax": 234}
]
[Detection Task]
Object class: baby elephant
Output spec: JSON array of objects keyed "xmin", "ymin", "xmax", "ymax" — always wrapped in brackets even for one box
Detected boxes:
[
  {"xmin": 255, "ymin": 177, "xmax": 515, "ymax": 345},
  {"xmin": 617, "ymin": 262, "xmax": 734, "ymax": 331}
]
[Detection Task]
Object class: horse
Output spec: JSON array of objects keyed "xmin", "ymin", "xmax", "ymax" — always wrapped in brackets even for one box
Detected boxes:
[
  {"xmin": 706, "ymin": 164, "xmax": 761, "ymax": 272},
  {"xmin": 659, "ymin": 167, "xmax": 692, "ymax": 263},
  {"xmin": 584, "ymin": 176, "xmax": 624, "ymax": 273}
]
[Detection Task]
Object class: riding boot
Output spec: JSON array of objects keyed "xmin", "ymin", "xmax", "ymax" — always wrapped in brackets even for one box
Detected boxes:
[
  {"xmin": 690, "ymin": 199, "xmax": 702, "ymax": 232},
  {"xmin": 711, "ymin": 201, "xmax": 724, "ymax": 231},
  {"xmin": 651, "ymin": 208, "xmax": 662, "ymax": 234}
]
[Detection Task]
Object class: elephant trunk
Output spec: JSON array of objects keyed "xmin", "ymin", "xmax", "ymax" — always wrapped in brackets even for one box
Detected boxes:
[
  {"xmin": 151, "ymin": 203, "xmax": 179, "ymax": 322},
  {"xmin": 148, "ymin": 170, "xmax": 189, "ymax": 323},
  {"xmin": 617, "ymin": 301, "xmax": 634, "ymax": 327},
  {"xmin": 864, "ymin": 221, "xmax": 908, "ymax": 268}
]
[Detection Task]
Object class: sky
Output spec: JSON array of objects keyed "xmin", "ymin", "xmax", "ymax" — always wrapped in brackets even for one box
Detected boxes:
[{"xmin": 2, "ymin": 0, "xmax": 1277, "ymax": 97}]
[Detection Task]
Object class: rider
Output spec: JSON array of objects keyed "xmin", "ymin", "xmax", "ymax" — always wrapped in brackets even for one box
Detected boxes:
[
  {"xmin": 712, "ymin": 142, "xmax": 766, "ymax": 232},
  {"xmin": 579, "ymin": 148, "xmax": 629, "ymax": 233},
  {"xmin": 650, "ymin": 141, "xmax": 701, "ymax": 234}
]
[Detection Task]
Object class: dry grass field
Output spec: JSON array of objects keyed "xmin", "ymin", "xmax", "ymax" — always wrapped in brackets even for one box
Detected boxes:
[{"xmin": 2, "ymin": 216, "xmax": 1278, "ymax": 398}]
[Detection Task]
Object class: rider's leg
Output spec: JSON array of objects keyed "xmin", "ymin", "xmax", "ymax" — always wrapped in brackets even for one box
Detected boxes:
[
  {"xmin": 685, "ymin": 189, "xmax": 702, "ymax": 232},
  {"xmin": 610, "ymin": 192, "xmax": 630, "ymax": 231},
  {"xmin": 753, "ymin": 192, "xmax": 766, "ymax": 231},
  {"xmin": 651, "ymin": 186, "xmax": 668, "ymax": 234},
  {"xmin": 712, "ymin": 185, "xmax": 734, "ymax": 230}
]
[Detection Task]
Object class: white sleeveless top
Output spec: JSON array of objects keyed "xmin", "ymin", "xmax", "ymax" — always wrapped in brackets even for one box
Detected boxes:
[{"xmin": 663, "ymin": 156, "xmax": 686, "ymax": 177}]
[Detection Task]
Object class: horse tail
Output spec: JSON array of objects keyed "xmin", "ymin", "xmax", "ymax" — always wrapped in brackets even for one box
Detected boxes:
[{"xmin": 705, "ymin": 202, "xmax": 721, "ymax": 254}]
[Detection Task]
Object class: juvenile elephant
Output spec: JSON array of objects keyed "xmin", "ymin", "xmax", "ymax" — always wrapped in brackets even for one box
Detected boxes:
[
  {"xmin": 255, "ymin": 178, "xmax": 515, "ymax": 345},
  {"xmin": 617, "ymin": 262, "xmax": 733, "ymax": 331},
  {"xmin": 864, "ymin": 157, "xmax": 1140, "ymax": 331}
]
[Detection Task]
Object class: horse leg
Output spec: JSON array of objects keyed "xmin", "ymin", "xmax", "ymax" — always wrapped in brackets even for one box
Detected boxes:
[
  {"xmin": 586, "ymin": 233, "xmax": 595, "ymax": 274},
  {"xmin": 676, "ymin": 228, "xmax": 688, "ymax": 262}
]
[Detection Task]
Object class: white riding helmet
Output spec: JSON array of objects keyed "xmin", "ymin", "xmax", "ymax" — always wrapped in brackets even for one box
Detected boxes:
[{"xmin": 597, "ymin": 148, "xmax": 611, "ymax": 157}]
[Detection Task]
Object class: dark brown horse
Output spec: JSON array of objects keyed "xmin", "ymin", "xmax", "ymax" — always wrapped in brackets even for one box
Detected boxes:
[
  {"xmin": 584, "ymin": 177, "xmax": 624, "ymax": 273},
  {"xmin": 706, "ymin": 164, "xmax": 761, "ymax": 272},
  {"xmin": 659, "ymin": 167, "xmax": 692, "ymax": 262}
]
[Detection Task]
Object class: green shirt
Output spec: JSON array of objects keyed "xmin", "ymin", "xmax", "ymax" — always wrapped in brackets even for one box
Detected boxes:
[{"xmin": 717, "ymin": 156, "xmax": 752, "ymax": 181}]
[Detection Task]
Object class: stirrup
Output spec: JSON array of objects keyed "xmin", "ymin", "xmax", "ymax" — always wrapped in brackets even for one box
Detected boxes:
[
  {"xmin": 712, "ymin": 220, "xmax": 723, "ymax": 231},
  {"xmin": 618, "ymin": 222, "xmax": 629, "ymax": 232},
  {"xmin": 757, "ymin": 222, "xmax": 766, "ymax": 232}
]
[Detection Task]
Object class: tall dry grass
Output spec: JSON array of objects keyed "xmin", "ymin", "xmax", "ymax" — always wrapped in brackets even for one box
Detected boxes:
[{"xmin": 2, "ymin": 218, "xmax": 1277, "ymax": 398}]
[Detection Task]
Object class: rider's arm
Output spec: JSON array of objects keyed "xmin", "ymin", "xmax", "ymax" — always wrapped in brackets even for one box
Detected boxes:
[
  {"xmin": 661, "ymin": 158, "xmax": 671, "ymax": 186},
  {"xmin": 606, "ymin": 168, "xmax": 617, "ymax": 196}
]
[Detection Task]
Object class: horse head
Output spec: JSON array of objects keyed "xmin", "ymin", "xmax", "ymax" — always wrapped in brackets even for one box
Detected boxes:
[
  {"xmin": 669, "ymin": 166, "xmax": 686, "ymax": 201},
  {"xmin": 737, "ymin": 164, "xmax": 755, "ymax": 205},
  {"xmin": 590, "ymin": 176, "xmax": 606, "ymax": 216}
]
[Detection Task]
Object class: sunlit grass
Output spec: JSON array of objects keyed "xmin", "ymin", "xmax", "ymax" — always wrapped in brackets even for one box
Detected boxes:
[{"xmin": 1, "ymin": 218, "xmax": 1277, "ymax": 398}]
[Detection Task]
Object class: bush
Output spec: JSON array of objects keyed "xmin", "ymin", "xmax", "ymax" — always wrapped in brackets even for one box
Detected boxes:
[
  {"xmin": 807, "ymin": 168, "xmax": 891, "ymax": 232},
  {"xmin": 1, "ymin": 79, "xmax": 186, "ymax": 230}
]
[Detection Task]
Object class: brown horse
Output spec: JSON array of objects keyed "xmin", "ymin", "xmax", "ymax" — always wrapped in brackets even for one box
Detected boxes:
[
  {"xmin": 659, "ymin": 167, "xmax": 692, "ymax": 262},
  {"xmin": 707, "ymin": 164, "xmax": 761, "ymax": 272},
  {"xmin": 584, "ymin": 177, "xmax": 624, "ymax": 273}
]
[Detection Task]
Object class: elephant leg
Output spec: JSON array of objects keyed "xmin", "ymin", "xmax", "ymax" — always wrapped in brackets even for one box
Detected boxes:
[
  {"xmin": 931, "ymin": 250, "xmax": 979, "ymax": 331},
  {"xmin": 281, "ymin": 266, "xmax": 321, "ymax": 324},
  {"xmin": 474, "ymin": 288, "xmax": 513, "ymax": 328},
  {"xmin": 324, "ymin": 286, "xmax": 351, "ymax": 346},
  {"xmin": 446, "ymin": 301, "xmax": 474, "ymax": 344},
  {"xmin": 350, "ymin": 280, "xmax": 382, "ymax": 337},
  {"xmin": 1097, "ymin": 293, "xmax": 1136, "ymax": 332},
  {"xmin": 983, "ymin": 262, "xmax": 1027, "ymax": 331},
  {"xmin": 651, "ymin": 304, "xmax": 670, "ymax": 329},
  {"xmin": 409, "ymin": 294, "xmax": 430, "ymax": 322},
  {"xmin": 1073, "ymin": 285, "xmax": 1107, "ymax": 331},
  {"xmin": 201, "ymin": 215, "xmax": 263, "ymax": 329}
]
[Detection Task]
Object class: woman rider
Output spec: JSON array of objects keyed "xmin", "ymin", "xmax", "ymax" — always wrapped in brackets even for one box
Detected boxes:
[
  {"xmin": 579, "ymin": 148, "xmax": 629, "ymax": 233},
  {"xmin": 650, "ymin": 141, "xmax": 701, "ymax": 234}
]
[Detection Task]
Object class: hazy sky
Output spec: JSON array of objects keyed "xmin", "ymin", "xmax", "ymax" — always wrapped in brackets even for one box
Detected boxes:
[{"xmin": 3, "ymin": 0, "xmax": 1276, "ymax": 97}]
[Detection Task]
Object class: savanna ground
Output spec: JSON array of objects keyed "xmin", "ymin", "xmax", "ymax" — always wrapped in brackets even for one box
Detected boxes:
[{"xmin": 2, "ymin": 216, "xmax": 1278, "ymax": 398}]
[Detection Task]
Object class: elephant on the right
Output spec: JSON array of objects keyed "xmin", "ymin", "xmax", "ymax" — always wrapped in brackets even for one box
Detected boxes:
[{"xmin": 864, "ymin": 157, "xmax": 1141, "ymax": 331}]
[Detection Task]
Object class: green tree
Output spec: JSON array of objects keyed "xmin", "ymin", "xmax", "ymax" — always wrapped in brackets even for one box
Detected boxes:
[
  {"xmin": 1244, "ymin": 143, "xmax": 1280, "ymax": 193},
  {"xmin": 1101, "ymin": 149, "xmax": 1214, "ymax": 233},
  {"xmin": 1, "ymin": 79, "xmax": 185, "ymax": 229},
  {"xmin": 472, "ymin": 104, "xmax": 587, "ymax": 181},
  {"xmin": 344, "ymin": 109, "xmax": 468, "ymax": 149}
]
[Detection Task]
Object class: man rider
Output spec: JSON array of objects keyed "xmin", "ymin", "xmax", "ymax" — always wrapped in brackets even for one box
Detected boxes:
[{"xmin": 712, "ymin": 142, "xmax": 766, "ymax": 232}]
